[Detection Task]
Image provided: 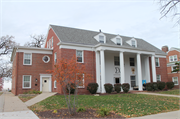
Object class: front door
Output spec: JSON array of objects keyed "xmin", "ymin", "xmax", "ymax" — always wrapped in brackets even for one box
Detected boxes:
[{"xmin": 42, "ymin": 77, "xmax": 49, "ymax": 92}]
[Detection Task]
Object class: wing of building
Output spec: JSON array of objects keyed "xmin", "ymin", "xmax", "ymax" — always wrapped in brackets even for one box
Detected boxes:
[{"xmin": 11, "ymin": 24, "xmax": 169, "ymax": 95}]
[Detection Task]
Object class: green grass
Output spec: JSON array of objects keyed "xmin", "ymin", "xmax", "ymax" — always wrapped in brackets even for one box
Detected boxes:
[
  {"xmin": 0, "ymin": 92, "xmax": 3, "ymax": 96},
  {"xmin": 29, "ymin": 94, "xmax": 180, "ymax": 117},
  {"xmin": 158, "ymin": 89, "xmax": 180, "ymax": 95},
  {"xmin": 19, "ymin": 96, "xmax": 36, "ymax": 102}
]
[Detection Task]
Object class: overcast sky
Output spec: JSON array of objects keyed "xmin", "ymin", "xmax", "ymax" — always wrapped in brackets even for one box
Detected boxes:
[{"xmin": 0, "ymin": 0, "xmax": 179, "ymax": 50}]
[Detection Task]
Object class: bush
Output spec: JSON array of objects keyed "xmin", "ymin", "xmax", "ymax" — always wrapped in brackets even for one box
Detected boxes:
[
  {"xmin": 97, "ymin": 108, "xmax": 110, "ymax": 117},
  {"xmin": 114, "ymin": 83, "xmax": 121, "ymax": 93},
  {"xmin": 23, "ymin": 90, "xmax": 42, "ymax": 94},
  {"xmin": 146, "ymin": 83, "xmax": 153, "ymax": 91},
  {"xmin": 157, "ymin": 82, "xmax": 166, "ymax": 90},
  {"xmin": 76, "ymin": 107, "xmax": 86, "ymax": 112},
  {"xmin": 104, "ymin": 83, "xmax": 113, "ymax": 93},
  {"xmin": 66, "ymin": 83, "xmax": 76, "ymax": 94},
  {"xmin": 87, "ymin": 83, "xmax": 99, "ymax": 94},
  {"xmin": 152, "ymin": 82, "xmax": 158, "ymax": 91},
  {"xmin": 122, "ymin": 83, "xmax": 130, "ymax": 93},
  {"xmin": 166, "ymin": 82, "xmax": 174, "ymax": 89}
]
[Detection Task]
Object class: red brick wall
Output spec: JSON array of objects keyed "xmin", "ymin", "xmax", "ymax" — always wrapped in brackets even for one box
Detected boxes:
[
  {"xmin": 149, "ymin": 57, "xmax": 168, "ymax": 82},
  {"xmin": 166, "ymin": 50, "xmax": 180, "ymax": 63},
  {"xmin": 14, "ymin": 52, "xmax": 52, "ymax": 95},
  {"xmin": 11, "ymin": 53, "xmax": 18, "ymax": 95}
]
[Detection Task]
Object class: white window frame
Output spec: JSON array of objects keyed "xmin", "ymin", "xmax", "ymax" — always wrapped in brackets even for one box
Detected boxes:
[
  {"xmin": 131, "ymin": 40, "xmax": 136, "ymax": 47},
  {"xmin": 130, "ymin": 76, "xmax": 136, "ymax": 87},
  {"xmin": 156, "ymin": 75, "xmax": 161, "ymax": 81},
  {"xmin": 172, "ymin": 77, "xmax": 179, "ymax": 85},
  {"xmin": 77, "ymin": 74, "xmax": 84, "ymax": 88},
  {"xmin": 130, "ymin": 58, "xmax": 135, "ymax": 66},
  {"xmin": 171, "ymin": 66, "xmax": 177, "ymax": 73},
  {"xmin": 54, "ymin": 80, "xmax": 57, "ymax": 88},
  {"xmin": 76, "ymin": 50, "xmax": 84, "ymax": 63},
  {"xmin": 23, "ymin": 53, "xmax": 32, "ymax": 65},
  {"xmin": 155, "ymin": 57, "xmax": 160, "ymax": 67},
  {"xmin": 42, "ymin": 55, "xmax": 50, "ymax": 63},
  {"xmin": 22, "ymin": 75, "xmax": 31, "ymax": 89},
  {"xmin": 54, "ymin": 52, "xmax": 57, "ymax": 63},
  {"xmin": 114, "ymin": 56, "xmax": 120, "ymax": 66},
  {"xmin": 116, "ymin": 38, "xmax": 121, "ymax": 45},
  {"xmin": 169, "ymin": 55, "xmax": 178, "ymax": 62},
  {"xmin": 99, "ymin": 35, "xmax": 104, "ymax": 43}
]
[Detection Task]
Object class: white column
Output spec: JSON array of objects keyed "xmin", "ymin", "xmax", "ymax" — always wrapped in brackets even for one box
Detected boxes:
[
  {"xmin": 100, "ymin": 50, "xmax": 105, "ymax": 93},
  {"xmin": 120, "ymin": 51, "xmax": 125, "ymax": 84},
  {"xmin": 145, "ymin": 56, "xmax": 150, "ymax": 83},
  {"xmin": 137, "ymin": 53, "xmax": 143, "ymax": 91},
  {"xmin": 96, "ymin": 51, "xmax": 100, "ymax": 93},
  {"xmin": 151, "ymin": 55, "xmax": 157, "ymax": 82}
]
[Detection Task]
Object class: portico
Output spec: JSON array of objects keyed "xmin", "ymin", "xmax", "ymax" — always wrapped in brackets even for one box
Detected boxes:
[{"xmin": 95, "ymin": 46, "xmax": 157, "ymax": 93}]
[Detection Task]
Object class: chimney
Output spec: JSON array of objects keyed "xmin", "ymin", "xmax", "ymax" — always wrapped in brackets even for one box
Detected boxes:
[{"xmin": 162, "ymin": 45, "xmax": 169, "ymax": 53}]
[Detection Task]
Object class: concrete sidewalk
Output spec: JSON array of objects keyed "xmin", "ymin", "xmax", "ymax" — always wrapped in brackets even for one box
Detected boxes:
[
  {"xmin": 134, "ymin": 92, "xmax": 180, "ymax": 98},
  {"xmin": 130, "ymin": 110, "xmax": 180, "ymax": 119},
  {"xmin": 25, "ymin": 92, "xmax": 57, "ymax": 106}
]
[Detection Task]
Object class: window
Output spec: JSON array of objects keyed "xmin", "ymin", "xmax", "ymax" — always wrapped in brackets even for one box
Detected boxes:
[
  {"xmin": 54, "ymin": 53, "xmax": 57, "ymax": 63},
  {"xmin": 130, "ymin": 58, "xmax": 135, "ymax": 66},
  {"xmin": 115, "ymin": 77, "xmax": 121, "ymax": 83},
  {"xmin": 23, "ymin": 75, "xmax": 31, "ymax": 88},
  {"xmin": 131, "ymin": 76, "xmax": 136, "ymax": 87},
  {"xmin": 54, "ymin": 80, "xmax": 57, "ymax": 88},
  {"xmin": 116, "ymin": 38, "xmax": 121, "ymax": 45},
  {"xmin": 24, "ymin": 53, "xmax": 32, "ymax": 65},
  {"xmin": 169, "ymin": 55, "xmax": 177, "ymax": 62},
  {"xmin": 155, "ymin": 58, "xmax": 160, "ymax": 67},
  {"xmin": 172, "ymin": 77, "xmax": 179, "ymax": 85},
  {"xmin": 157, "ymin": 75, "xmax": 161, "ymax": 82},
  {"xmin": 114, "ymin": 56, "xmax": 120, "ymax": 66},
  {"xmin": 77, "ymin": 74, "xmax": 84, "ymax": 88},
  {"xmin": 43, "ymin": 56, "xmax": 50, "ymax": 63},
  {"xmin": 132, "ymin": 40, "xmax": 136, "ymax": 47},
  {"xmin": 76, "ymin": 50, "xmax": 83, "ymax": 63},
  {"xmin": 99, "ymin": 35, "xmax": 104, "ymax": 43}
]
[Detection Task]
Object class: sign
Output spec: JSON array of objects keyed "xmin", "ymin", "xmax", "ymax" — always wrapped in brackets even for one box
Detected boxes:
[
  {"xmin": 142, "ymin": 80, "xmax": 146, "ymax": 84},
  {"xmin": 115, "ymin": 67, "xmax": 120, "ymax": 73}
]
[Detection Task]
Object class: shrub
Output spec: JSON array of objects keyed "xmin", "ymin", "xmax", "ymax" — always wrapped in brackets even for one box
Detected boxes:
[
  {"xmin": 104, "ymin": 83, "xmax": 113, "ymax": 93},
  {"xmin": 76, "ymin": 107, "xmax": 86, "ymax": 112},
  {"xmin": 157, "ymin": 82, "xmax": 166, "ymax": 90},
  {"xmin": 114, "ymin": 83, "xmax": 121, "ymax": 93},
  {"xmin": 23, "ymin": 90, "xmax": 42, "ymax": 94},
  {"xmin": 152, "ymin": 82, "xmax": 158, "ymax": 91},
  {"xmin": 166, "ymin": 82, "xmax": 174, "ymax": 89},
  {"xmin": 122, "ymin": 83, "xmax": 130, "ymax": 93},
  {"xmin": 146, "ymin": 83, "xmax": 153, "ymax": 91},
  {"xmin": 97, "ymin": 108, "xmax": 110, "ymax": 117},
  {"xmin": 87, "ymin": 83, "xmax": 99, "ymax": 94},
  {"xmin": 66, "ymin": 83, "xmax": 76, "ymax": 94}
]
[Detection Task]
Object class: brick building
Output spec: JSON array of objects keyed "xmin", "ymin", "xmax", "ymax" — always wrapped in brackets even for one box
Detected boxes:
[
  {"xmin": 11, "ymin": 25, "xmax": 168, "ymax": 95},
  {"xmin": 162, "ymin": 46, "xmax": 180, "ymax": 88}
]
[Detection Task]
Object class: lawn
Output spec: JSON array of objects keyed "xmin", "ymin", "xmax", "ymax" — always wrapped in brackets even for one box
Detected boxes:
[
  {"xmin": 158, "ymin": 89, "xmax": 180, "ymax": 95},
  {"xmin": 19, "ymin": 96, "xmax": 36, "ymax": 102},
  {"xmin": 29, "ymin": 94, "xmax": 180, "ymax": 117}
]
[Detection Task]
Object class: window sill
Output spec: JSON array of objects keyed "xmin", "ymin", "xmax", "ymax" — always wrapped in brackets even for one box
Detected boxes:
[
  {"xmin": 23, "ymin": 64, "xmax": 32, "ymax": 66},
  {"xmin": 22, "ymin": 88, "xmax": 31, "ymax": 89},
  {"xmin": 78, "ymin": 86, "xmax": 85, "ymax": 88}
]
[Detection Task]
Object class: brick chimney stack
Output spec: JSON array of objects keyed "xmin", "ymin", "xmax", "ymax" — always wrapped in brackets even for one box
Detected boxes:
[{"xmin": 162, "ymin": 46, "xmax": 169, "ymax": 53}]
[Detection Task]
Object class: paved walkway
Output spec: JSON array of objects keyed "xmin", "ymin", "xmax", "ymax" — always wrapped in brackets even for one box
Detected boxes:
[
  {"xmin": 130, "ymin": 110, "xmax": 180, "ymax": 119},
  {"xmin": 134, "ymin": 92, "xmax": 180, "ymax": 98},
  {"xmin": 25, "ymin": 92, "xmax": 57, "ymax": 106},
  {"xmin": 0, "ymin": 91, "xmax": 39, "ymax": 119}
]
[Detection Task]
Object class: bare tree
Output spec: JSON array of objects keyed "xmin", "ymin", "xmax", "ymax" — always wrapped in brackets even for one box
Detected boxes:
[
  {"xmin": 0, "ymin": 35, "xmax": 16, "ymax": 56},
  {"xmin": 159, "ymin": 0, "xmax": 180, "ymax": 24},
  {"xmin": 24, "ymin": 34, "xmax": 45, "ymax": 48}
]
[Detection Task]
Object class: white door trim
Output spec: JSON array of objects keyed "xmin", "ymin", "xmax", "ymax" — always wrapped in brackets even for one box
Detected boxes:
[{"xmin": 40, "ymin": 74, "xmax": 52, "ymax": 92}]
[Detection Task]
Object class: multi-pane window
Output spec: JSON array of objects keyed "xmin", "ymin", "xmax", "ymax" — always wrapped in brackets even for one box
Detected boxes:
[
  {"xmin": 99, "ymin": 35, "xmax": 104, "ymax": 43},
  {"xmin": 77, "ymin": 74, "xmax": 84, "ymax": 88},
  {"xmin": 115, "ymin": 77, "xmax": 121, "ymax": 84},
  {"xmin": 114, "ymin": 56, "xmax": 120, "ymax": 66},
  {"xmin": 76, "ymin": 50, "xmax": 83, "ymax": 63},
  {"xmin": 172, "ymin": 77, "xmax": 179, "ymax": 85},
  {"xmin": 54, "ymin": 53, "xmax": 57, "ymax": 63},
  {"xmin": 132, "ymin": 40, "xmax": 136, "ymax": 47},
  {"xmin": 24, "ymin": 53, "xmax": 31, "ymax": 65},
  {"xmin": 23, "ymin": 75, "xmax": 31, "ymax": 88},
  {"xmin": 169, "ymin": 55, "xmax": 177, "ymax": 62},
  {"xmin": 54, "ymin": 80, "xmax": 57, "ymax": 88},
  {"xmin": 157, "ymin": 75, "xmax": 161, "ymax": 82},
  {"xmin": 155, "ymin": 58, "xmax": 160, "ymax": 67},
  {"xmin": 130, "ymin": 58, "xmax": 135, "ymax": 66},
  {"xmin": 116, "ymin": 38, "xmax": 121, "ymax": 45},
  {"xmin": 172, "ymin": 66, "xmax": 176, "ymax": 73},
  {"xmin": 131, "ymin": 76, "xmax": 136, "ymax": 87}
]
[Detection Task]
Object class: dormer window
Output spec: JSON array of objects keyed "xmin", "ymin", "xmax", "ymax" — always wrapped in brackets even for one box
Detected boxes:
[
  {"xmin": 131, "ymin": 40, "xmax": 136, "ymax": 47},
  {"xmin": 116, "ymin": 38, "xmax": 121, "ymax": 45},
  {"xmin": 99, "ymin": 35, "xmax": 104, "ymax": 43}
]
